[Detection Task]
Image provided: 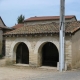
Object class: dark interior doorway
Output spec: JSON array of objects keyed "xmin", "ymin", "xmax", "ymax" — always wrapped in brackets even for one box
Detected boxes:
[
  {"xmin": 16, "ymin": 42, "xmax": 29, "ymax": 64},
  {"xmin": 42, "ymin": 42, "xmax": 59, "ymax": 67}
]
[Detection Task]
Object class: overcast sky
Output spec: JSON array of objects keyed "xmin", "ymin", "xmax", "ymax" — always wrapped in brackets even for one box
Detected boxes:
[{"xmin": 0, "ymin": 0, "xmax": 80, "ymax": 27}]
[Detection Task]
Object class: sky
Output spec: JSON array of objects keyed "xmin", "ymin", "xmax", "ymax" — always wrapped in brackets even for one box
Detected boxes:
[{"xmin": 0, "ymin": 0, "xmax": 80, "ymax": 27}]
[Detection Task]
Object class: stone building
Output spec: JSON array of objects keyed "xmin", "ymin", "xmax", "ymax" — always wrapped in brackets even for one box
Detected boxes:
[
  {"xmin": 3, "ymin": 15, "xmax": 80, "ymax": 70},
  {"xmin": 0, "ymin": 17, "xmax": 12, "ymax": 56},
  {"xmin": 12, "ymin": 15, "xmax": 76, "ymax": 29},
  {"xmin": 24, "ymin": 15, "xmax": 77, "ymax": 25}
]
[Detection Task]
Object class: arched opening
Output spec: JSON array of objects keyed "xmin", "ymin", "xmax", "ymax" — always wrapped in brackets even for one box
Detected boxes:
[
  {"xmin": 42, "ymin": 42, "xmax": 59, "ymax": 67},
  {"xmin": 16, "ymin": 42, "xmax": 29, "ymax": 64}
]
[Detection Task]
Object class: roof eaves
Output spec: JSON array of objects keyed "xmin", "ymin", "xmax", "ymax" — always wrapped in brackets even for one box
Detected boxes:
[{"xmin": 71, "ymin": 27, "xmax": 80, "ymax": 34}]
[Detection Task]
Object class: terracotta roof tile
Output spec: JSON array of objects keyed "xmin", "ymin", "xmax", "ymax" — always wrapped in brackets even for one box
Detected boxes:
[
  {"xmin": 12, "ymin": 24, "xmax": 24, "ymax": 29},
  {"xmin": 4, "ymin": 21, "xmax": 80, "ymax": 35},
  {"xmin": 24, "ymin": 15, "xmax": 76, "ymax": 22}
]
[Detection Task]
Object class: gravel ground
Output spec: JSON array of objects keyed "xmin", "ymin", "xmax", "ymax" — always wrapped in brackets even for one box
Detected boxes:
[{"xmin": 0, "ymin": 66, "xmax": 80, "ymax": 80}]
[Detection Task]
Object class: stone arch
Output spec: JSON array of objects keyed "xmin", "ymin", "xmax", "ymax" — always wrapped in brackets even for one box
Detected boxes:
[
  {"xmin": 16, "ymin": 42, "xmax": 29, "ymax": 64},
  {"xmin": 34, "ymin": 37, "xmax": 59, "ymax": 66},
  {"xmin": 9, "ymin": 38, "xmax": 31, "ymax": 63},
  {"xmin": 34, "ymin": 37, "xmax": 59, "ymax": 54}
]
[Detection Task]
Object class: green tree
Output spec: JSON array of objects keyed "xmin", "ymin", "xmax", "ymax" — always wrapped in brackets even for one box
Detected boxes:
[{"xmin": 17, "ymin": 14, "xmax": 25, "ymax": 24}]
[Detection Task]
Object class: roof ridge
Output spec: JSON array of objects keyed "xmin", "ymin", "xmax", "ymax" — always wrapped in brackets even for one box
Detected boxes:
[
  {"xmin": 29, "ymin": 15, "xmax": 75, "ymax": 18},
  {"xmin": 24, "ymin": 15, "xmax": 76, "ymax": 22}
]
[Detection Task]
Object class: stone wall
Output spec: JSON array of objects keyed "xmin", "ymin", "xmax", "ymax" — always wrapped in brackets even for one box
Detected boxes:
[
  {"xmin": 0, "ymin": 19, "xmax": 4, "ymax": 27},
  {"xmin": 5, "ymin": 35, "xmax": 72, "ymax": 69},
  {"xmin": 0, "ymin": 30, "xmax": 3, "ymax": 55},
  {"xmin": 24, "ymin": 20, "xmax": 59, "ymax": 26},
  {"xmin": 65, "ymin": 36, "xmax": 72, "ymax": 69},
  {"xmin": 72, "ymin": 30, "xmax": 80, "ymax": 69}
]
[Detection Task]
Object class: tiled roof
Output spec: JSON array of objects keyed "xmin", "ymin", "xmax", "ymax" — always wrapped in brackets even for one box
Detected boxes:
[
  {"xmin": 4, "ymin": 21, "xmax": 80, "ymax": 35},
  {"xmin": 12, "ymin": 24, "xmax": 24, "ymax": 29},
  {"xmin": 24, "ymin": 15, "xmax": 76, "ymax": 22}
]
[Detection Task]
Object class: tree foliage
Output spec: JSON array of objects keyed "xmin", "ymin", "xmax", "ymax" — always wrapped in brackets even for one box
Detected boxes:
[{"xmin": 17, "ymin": 14, "xmax": 25, "ymax": 24}]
